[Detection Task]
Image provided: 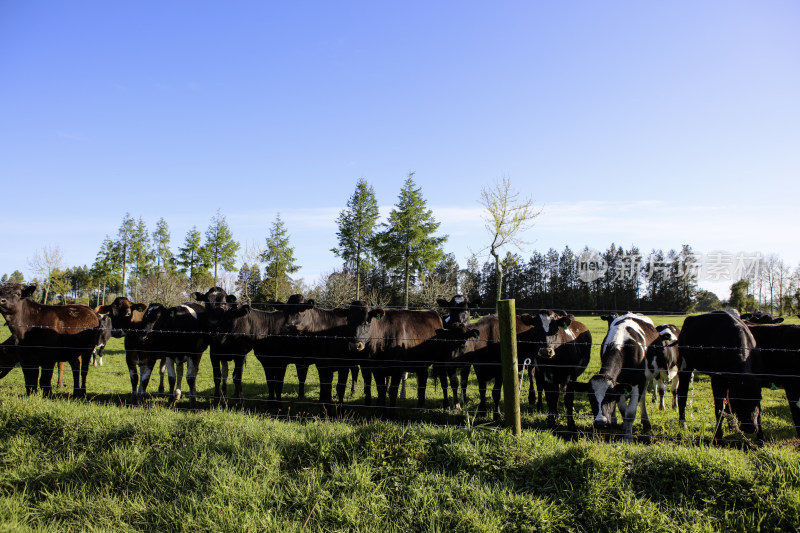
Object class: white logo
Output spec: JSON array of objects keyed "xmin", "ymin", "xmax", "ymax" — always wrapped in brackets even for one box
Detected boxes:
[{"xmin": 577, "ymin": 249, "xmax": 607, "ymax": 282}]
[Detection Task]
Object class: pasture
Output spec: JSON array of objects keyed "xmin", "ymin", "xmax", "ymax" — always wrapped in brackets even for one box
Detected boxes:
[{"xmin": 0, "ymin": 312, "xmax": 799, "ymax": 531}]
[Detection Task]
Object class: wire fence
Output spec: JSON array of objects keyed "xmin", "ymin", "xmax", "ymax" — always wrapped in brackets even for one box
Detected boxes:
[{"xmin": 1, "ymin": 325, "xmax": 798, "ymax": 445}]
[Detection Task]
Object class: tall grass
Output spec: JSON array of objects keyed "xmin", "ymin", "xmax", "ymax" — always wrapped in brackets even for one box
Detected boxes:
[{"xmin": 0, "ymin": 396, "xmax": 798, "ymax": 532}]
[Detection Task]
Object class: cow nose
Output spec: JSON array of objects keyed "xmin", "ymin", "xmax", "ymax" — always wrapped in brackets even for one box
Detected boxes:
[
  {"xmin": 538, "ymin": 347, "xmax": 555, "ymax": 358},
  {"xmin": 348, "ymin": 342, "xmax": 365, "ymax": 352},
  {"xmin": 594, "ymin": 414, "xmax": 608, "ymax": 429}
]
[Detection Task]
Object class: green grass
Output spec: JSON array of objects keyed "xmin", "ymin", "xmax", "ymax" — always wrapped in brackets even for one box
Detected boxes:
[{"xmin": 0, "ymin": 313, "xmax": 799, "ymax": 531}]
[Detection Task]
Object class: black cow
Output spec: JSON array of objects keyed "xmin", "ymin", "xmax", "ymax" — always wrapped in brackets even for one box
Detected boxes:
[
  {"xmin": 432, "ymin": 314, "xmax": 535, "ymax": 420},
  {"xmin": 278, "ymin": 295, "xmax": 359, "ymax": 409},
  {"xmin": 746, "ymin": 323, "xmax": 800, "ymax": 438},
  {"xmin": 192, "ymin": 287, "xmax": 244, "ymax": 406},
  {"xmin": 341, "ymin": 301, "xmax": 443, "ymax": 409},
  {"xmin": 434, "ymin": 295, "xmax": 481, "ymax": 409},
  {"xmin": 140, "ymin": 302, "xmax": 210, "ymax": 407},
  {"xmin": 586, "ymin": 313, "xmax": 663, "ymax": 441},
  {"xmin": 0, "ymin": 337, "xmax": 17, "ymax": 379},
  {"xmin": 517, "ymin": 310, "xmax": 591, "ymax": 430},
  {"xmin": 212, "ymin": 301, "xmax": 292, "ymax": 407},
  {"xmin": 96, "ymin": 297, "xmax": 167, "ymax": 403},
  {"xmin": 677, "ymin": 310, "xmax": 763, "ymax": 443},
  {"xmin": 0, "ymin": 284, "xmax": 99, "ymax": 397},
  {"xmin": 741, "ymin": 311, "xmax": 784, "ymax": 324},
  {"xmin": 648, "ymin": 324, "xmax": 680, "ymax": 410}
]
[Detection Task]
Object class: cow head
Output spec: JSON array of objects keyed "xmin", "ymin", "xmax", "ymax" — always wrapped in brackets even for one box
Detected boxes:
[
  {"xmin": 600, "ymin": 313, "xmax": 620, "ymax": 330},
  {"xmin": 436, "ymin": 295, "xmax": 480, "ymax": 328},
  {"xmin": 432, "ymin": 325, "xmax": 481, "ymax": 361},
  {"xmin": 648, "ymin": 324, "xmax": 680, "ymax": 370},
  {"xmin": 193, "ymin": 287, "xmax": 237, "ymax": 330},
  {"xmin": 95, "ymin": 297, "xmax": 148, "ymax": 337},
  {"xmin": 276, "ymin": 294, "xmax": 317, "ymax": 335},
  {"xmin": 343, "ymin": 300, "xmax": 386, "ymax": 352},
  {"xmin": 586, "ymin": 375, "xmax": 622, "ymax": 428},
  {"xmin": 0, "ymin": 284, "xmax": 36, "ymax": 315},
  {"xmin": 519, "ymin": 310, "xmax": 574, "ymax": 359}
]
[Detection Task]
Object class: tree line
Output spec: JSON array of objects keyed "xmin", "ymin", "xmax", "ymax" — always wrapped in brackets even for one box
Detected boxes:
[{"xmin": 3, "ymin": 174, "xmax": 799, "ymax": 314}]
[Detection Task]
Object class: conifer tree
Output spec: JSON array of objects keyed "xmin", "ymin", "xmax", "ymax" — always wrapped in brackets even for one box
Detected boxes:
[
  {"xmin": 260, "ymin": 214, "xmax": 300, "ymax": 303},
  {"xmin": 374, "ymin": 172, "xmax": 447, "ymax": 308},
  {"xmin": 332, "ymin": 178, "xmax": 380, "ymax": 300},
  {"xmin": 204, "ymin": 210, "xmax": 240, "ymax": 285},
  {"xmin": 177, "ymin": 226, "xmax": 211, "ymax": 289}
]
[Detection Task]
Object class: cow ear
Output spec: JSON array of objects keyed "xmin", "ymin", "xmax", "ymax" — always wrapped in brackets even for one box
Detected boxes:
[
  {"xmin": 21, "ymin": 285, "xmax": 36, "ymax": 298},
  {"xmin": 519, "ymin": 314, "xmax": 535, "ymax": 326},
  {"xmin": 371, "ymin": 308, "xmax": 386, "ymax": 321},
  {"xmin": 306, "ymin": 299, "xmax": 316, "ymax": 309},
  {"xmin": 226, "ymin": 295, "xmax": 237, "ymax": 303},
  {"xmin": 559, "ymin": 316, "xmax": 573, "ymax": 329},
  {"xmin": 471, "ymin": 298, "xmax": 482, "ymax": 308},
  {"xmin": 740, "ymin": 313, "xmax": 752, "ymax": 321},
  {"xmin": 774, "ymin": 317, "xmax": 784, "ymax": 324},
  {"xmin": 436, "ymin": 299, "xmax": 448, "ymax": 308},
  {"xmin": 96, "ymin": 305, "xmax": 111, "ymax": 315},
  {"xmin": 133, "ymin": 303, "xmax": 147, "ymax": 312},
  {"xmin": 169, "ymin": 310, "xmax": 176, "ymax": 318},
  {"xmin": 192, "ymin": 292, "xmax": 205, "ymax": 302},
  {"xmin": 469, "ymin": 328, "xmax": 480, "ymax": 340}
]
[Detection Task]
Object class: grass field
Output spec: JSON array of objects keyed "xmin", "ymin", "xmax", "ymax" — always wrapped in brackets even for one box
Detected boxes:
[{"xmin": 1, "ymin": 312, "xmax": 798, "ymax": 531}]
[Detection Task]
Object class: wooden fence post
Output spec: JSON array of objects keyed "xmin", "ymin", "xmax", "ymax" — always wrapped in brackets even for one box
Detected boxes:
[{"xmin": 498, "ymin": 299, "xmax": 521, "ymax": 435}]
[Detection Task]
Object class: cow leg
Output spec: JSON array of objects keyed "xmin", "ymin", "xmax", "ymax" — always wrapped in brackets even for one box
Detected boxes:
[
  {"xmin": 56, "ymin": 361, "xmax": 65, "ymax": 388},
  {"xmin": 220, "ymin": 359, "xmax": 230, "ymax": 403},
  {"xmin": 676, "ymin": 369, "xmax": 693, "ymax": 430},
  {"xmin": 21, "ymin": 364, "xmax": 38, "ymax": 396},
  {"xmin": 416, "ymin": 369, "xmax": 428, "ymax": 408},
  {"xmin": 39, "ymin": 364, "xmax": 55, "ymax": 397},
  {"xmin": 157, "ymin": 359, "xmax": 166, "ymax": 394},
  {"xmin": 166, "ymin": 358, "xmax": 178, "ymax": 404},
  {"xmin": 783, "ymin": 384, "xmax": 800, "ymax": 438},
  {"xmin": 398, "ymin": 372, "xmax": 408, "ymax": 400},
  {"xmin": 296, "ymin": 363, "xmax": 309, "ymax": 400},
  {"xmin": 526, "ymin": 367, "xmax": 536, "ymax": 408},
  {"xmin": 138, "ymin": 363, "xmax": 154, "ymax": 404},
  {"xmin": 476, "ymin": 377, "xmax": 488, "ymax": 418},
  {"xmin": 362, "ymin": 366, "xmax": 373, "ymax": 406},
  {"xmin": 349, "ymin": 365, "xmax": 359, "ymax": 397},
  {"xmin": 460, "ymin": 365, "xmax": 470, "ymax": 407},
  {"xmin": 447, "ymin": 368, "xmax": 460, "ymax": 410},
  {"xmin": 210, "ymin": 354, "xmax": 223, "ymax": 405},
  {"xmin": 670, "ymin": 373, "xmax": 679, "ymax": 410},
  {"xmin": 232, "ymin": 356, "xmax": 245, "ymax": 407},
  {"xmin": 335, "ymin": 367, "xmax": 348, "ymax": 406},
  {"xmin": 710, "ymin": 376, "xmax": 727, "ymax": 443},
  {"xmin": 564, "ymin": 380, "xmax": 578, "ymax": 430},
  {"xmin": 544, "ymin": 382, "xmax": 560, "ymax": 428},
  {"xmin": 186, "ymin": 357, "xmax": 198, "ymax": 409},
  {"xmin": 387, "ymin": 371, "xmax": 402, "ymax": 408},
  {"xmin": 639, "ymin": 382, "xmax": 651, "ymax": 432},
  {"xmin": 73, "ymin": 356, "xmax": 87, "ymax": 398},
  {"xmin": 128, "ymin": 360, "xmax": 139, "ymax": 403},
  {"xmin": 318, "ymin": 366, "xmax": 334, "ymax": 407},
  {"xmin": 621, "ymin": 385, "xmax": 641, "ymax": 441},
  {"xmin": 491, "ymin": 376, "xmax": 503, "ymax": 421},
  {"xmin": 274, "ymin": 366, "xmax": 287, "ymax": 407},
  {"xmin": 534, "ymin": 367, "xmax": 545, "ymax": 412}
]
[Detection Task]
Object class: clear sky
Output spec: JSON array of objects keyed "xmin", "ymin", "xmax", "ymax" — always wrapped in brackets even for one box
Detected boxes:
[{"xmin": 1, "ymin": 1, "xmax": 798, "ymax": 299}]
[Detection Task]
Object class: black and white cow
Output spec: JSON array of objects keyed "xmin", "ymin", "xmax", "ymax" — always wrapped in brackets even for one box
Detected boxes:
[
  {"xmin": 677, "ymin": 310, "xmax": 763, "ymax": 443},
  {"xmin": 647, "ymin": 324, "xmax": 680, "ymax": 410},
  {"xmin": 140, "ymin": 302, "xmax": 210, "ymax": 407},
  {"xmin": 586, "ymin": 313, "xmax": 663, "ymax": 441},
  {"xmin": 90, "ymin": 308, "xmax": 113, "ymax": 367},
  {"xmin": 193, "ymin": 287, "xmax": 243, "ymax": 406},
  {"xmin": 517, "ymin": 310, "xmax": 591, "ymax": 429}
]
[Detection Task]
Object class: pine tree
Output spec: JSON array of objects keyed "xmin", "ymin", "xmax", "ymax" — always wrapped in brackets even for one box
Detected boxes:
[
  {"xmin": 177, "ymin": 226, "xmax": 211, "ymax": 290},
  {"xmin": 332, "ymin": 178, "xmax": 380, "ymax": 300},
  {"xmin": 115, "ymin": 213, "xmax": 136, "ymax": 296},
  {"xmin": 373, "ymin": 172, "xmax": 447, "ymax": 308},
  {"xmin": 152, "ymin": 217, "xmax": 175, "ymax": 276},
  {"xmin": 260, "ymin": 214, "xmax": 300, "ymax": 303},
  {"xmin": 128, "ymin": 217, "xmax": 152, "ymax": 291},
  {"xmin": 204, "ymin": 210, "xmax": 240, "ymax": 285},
  {"xmin": 91, "ymin": 236, "xmax": 123, "ymax": 304}
]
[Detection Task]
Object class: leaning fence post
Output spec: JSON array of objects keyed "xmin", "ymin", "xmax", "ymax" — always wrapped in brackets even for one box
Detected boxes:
[{"xmin": 498, "ymin": 299, "xmax": 521, "ymax": 435}]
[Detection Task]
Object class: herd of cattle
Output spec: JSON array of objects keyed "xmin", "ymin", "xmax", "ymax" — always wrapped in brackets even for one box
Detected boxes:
[{"xmin": 0, "ymin": 282, "xmax": 798, "ymax": 443}]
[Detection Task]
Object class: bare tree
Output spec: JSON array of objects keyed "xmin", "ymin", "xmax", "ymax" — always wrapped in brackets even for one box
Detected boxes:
[
  {"xmin": 479, "ymin": 176, "xmax": 541, "ymax": 302},
  {"xmin": 27, "ymin": 245, "xmax": 64, "ymax": 304}
]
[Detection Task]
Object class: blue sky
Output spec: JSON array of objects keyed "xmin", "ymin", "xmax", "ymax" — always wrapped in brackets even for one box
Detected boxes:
[{"xmin": 1, "ymin": 1, "xmax": 798, "ymax": 299}]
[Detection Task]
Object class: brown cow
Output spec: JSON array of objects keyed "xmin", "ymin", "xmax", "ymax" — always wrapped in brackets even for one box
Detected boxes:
[
  {"xmin": 0, "ymin": 284, "xmax": 99, "ymax": 397},
  {"xmin": 96, "ymin": 296, "xmax": 166, "ymax": 403}
]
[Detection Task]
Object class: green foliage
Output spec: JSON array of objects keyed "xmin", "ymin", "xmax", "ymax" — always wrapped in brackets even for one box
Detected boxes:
[
  {"xmin": 151, "ymin": 217, "xmax": 176, "ymax": 276},
  {"xmin": 332, "ymin": 178, "xmax": 380, "ymax": 300},
  {"xmin": 730, "ymin": 279, "xmax": 756, "ymax": 313},
  {"xmin": 260, "ymin": 214, "xmax": 300, "ymax": 303},
  {"xmin": 374, "ymin": 172, "xmax": 448, "ymax": 308},
  {"xmin": 176, "ymin": 226, "xmax": 212, "ymax": 290},
  {"xmin": 203, "ymin": 210, "xmax": 240, "ymax": 285}
]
